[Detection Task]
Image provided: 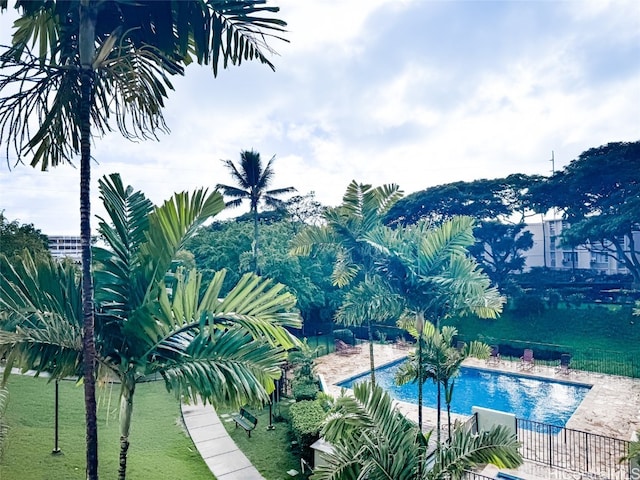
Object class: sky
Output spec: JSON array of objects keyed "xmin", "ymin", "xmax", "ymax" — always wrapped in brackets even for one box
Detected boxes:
[{"xmin": 1, "ymin": 0, "xmax": 639, "ymax": 235}]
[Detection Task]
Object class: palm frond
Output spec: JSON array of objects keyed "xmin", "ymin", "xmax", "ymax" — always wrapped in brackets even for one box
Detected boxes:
[
  {"xmin": 430, "ymin": 425, "xmax": 522, "ymax": 478},
  {"xmin": 159, "ymin": 326, "xmax": 286, "ymax": 408},
  {"xmin": 289, "ymin": 225, "xmax": 339, "ymax": 256},
  {"xmin": 0, "ymin": 251, "xmax": 82, "ymax": 382},
  {"xmin": 318, "ymin": 382, "xmax": 423, "ymax": 480},
  {"xmin": 335, "ymin": 276, "xmax": 404, "ymax": 327}
]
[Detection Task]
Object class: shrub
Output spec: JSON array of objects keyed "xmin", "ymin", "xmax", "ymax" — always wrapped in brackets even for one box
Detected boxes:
[
  {"xmin": 333, "ymin": 328, "xmax": 355, "ymax": 345},
  {"xmin": 289, "ymin": 399, "xmax": 327, "ymax": 452},
  {"xmin": 511, "ymin": 293, "xmax": 545, "ymax": 316},
  {"xmin": 292, "ymin": 379, "xmax": 319, "ymax": 402}
]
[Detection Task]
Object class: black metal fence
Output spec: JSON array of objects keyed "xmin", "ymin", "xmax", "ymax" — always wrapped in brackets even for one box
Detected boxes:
[
  {"xmin": 516, "ymin": 418, "xmax": 630, "ymax": 479},
  {"xmin": 459, "ymin": 335, "xmax": 640, "ymax": 378}
]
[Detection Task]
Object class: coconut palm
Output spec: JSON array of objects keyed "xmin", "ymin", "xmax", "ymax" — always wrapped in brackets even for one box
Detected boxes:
[
  {"xmin": 291, "ymin": 181, "xmax": 403, "ymax": 384},
  {"xmin": 314, "ymin": 381, "xmax": 522, "ymax": 480},
  {"xmin": 0, "ymin": 173, "xmax": 301, "ymax": 480},
  {"xmin": 216, "ymin": 149, "xmax": 296, "ymax": 274},
  {"xmin": 0, "ymin": 3, "xmax": 286, "ymax": 476}
]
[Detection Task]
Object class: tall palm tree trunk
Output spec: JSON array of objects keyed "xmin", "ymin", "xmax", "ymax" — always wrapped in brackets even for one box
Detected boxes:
[
  {"xmin": 445, "ymin": 381, "xmax": 454, "ymax": 440},
  {"xmin": 253, "ymin": 208, "xmax": 259, "ymax": 274},
  {"xmin": 79, "ymin": 2, "xmax": 99, "ymax": 478},
  {"xmin": 436, "ymin": 381, "xmax": 442, "ymax": 450},
  {"xmin": 118, "ymin": 377, "xmax": 136, "ymax": 480}
]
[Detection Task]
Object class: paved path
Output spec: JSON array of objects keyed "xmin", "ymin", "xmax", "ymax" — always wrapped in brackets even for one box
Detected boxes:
[{"xmin": 181, "ymin": 402, "xmax": 265, "ymax": 480}]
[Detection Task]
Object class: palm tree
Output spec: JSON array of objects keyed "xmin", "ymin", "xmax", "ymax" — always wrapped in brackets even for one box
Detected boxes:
[
  {"xmin": 361, "ymin": 215, "xmax": 504, "ymax": 445},
  {"xmin": 0, "ymin": 173, "xmax": 301, "ymax": 480},
  {"xmin": 395, "ymin": 325, "xmax": 491, "ymax": 440},
  {"xmin": 314, "ymin": 381, "xmax": 522, "ymax": 480},
  {"xmin": 0, "ymin": 3, "xmax": 287, "ymax": 477},
  {"xmin": 216, "ymin": 149, "xmax": 296, "ymax": 273},
  {"xmin": 291, "ymin": 181, "xmax": 403, "ymax": 384}
]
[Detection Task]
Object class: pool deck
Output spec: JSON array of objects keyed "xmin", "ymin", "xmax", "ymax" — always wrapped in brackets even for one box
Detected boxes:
[{"xmin": 314, "ymin": 343, "xmax": 640, "ymax": 442}]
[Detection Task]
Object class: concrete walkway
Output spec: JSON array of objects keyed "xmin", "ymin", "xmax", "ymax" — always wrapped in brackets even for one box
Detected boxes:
[{"xmin": 181, "ymin": 402, "xmax": 265, "ymax": 480}]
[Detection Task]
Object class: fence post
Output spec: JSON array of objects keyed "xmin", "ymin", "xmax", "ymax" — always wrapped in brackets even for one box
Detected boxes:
[
  {"xmin": 584, "ymin": 431, "xmax": 589, "ymax": 473},
  {"xmin": 548, "ymin": 423, "xmax": 552, "ymax": 467}
]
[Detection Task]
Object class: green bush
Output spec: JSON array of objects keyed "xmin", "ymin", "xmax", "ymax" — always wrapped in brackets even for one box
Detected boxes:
[
  {"xmin": 289, "ymin": 400, "xmax": 327, "ymax": 452},
  {"xmin": 511, "ymin": 293, "xmax": 545, "ymax": 316},
  {"xmin": 292, "ymin": 379, "xmax": 319, "ymax": 401},
  {"xmin": 333, "ymin": 328, "xmax": 355, "ymax": 345}
]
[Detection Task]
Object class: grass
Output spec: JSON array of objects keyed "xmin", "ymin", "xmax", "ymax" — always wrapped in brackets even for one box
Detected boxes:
[
  {"xmin": 0, "ymin": 374, "xmax": 213, "ymax": 480},
  {"xmin": 217, "ymin": 400, "xmax": 306, "ymax": 480},
  {"xmin": 445, "ymin": 304, "xmax": 640, "ymax": 353},
  {"xmin": 441, "ymin": 304, "xmax": 640, "ymax": 377}
]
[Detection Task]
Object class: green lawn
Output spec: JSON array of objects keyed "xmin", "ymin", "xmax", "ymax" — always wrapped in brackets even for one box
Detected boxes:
[
  {"xmin": 0, "ymin": 374, "xmax": 213, "ymax": 479},
  {"xmin": 445, "ymin": 304, "xmax": 639, "ymax": 353},
  {"xmin": 217, "ymin": 401, "xmax": 305, "ymax": 480}
]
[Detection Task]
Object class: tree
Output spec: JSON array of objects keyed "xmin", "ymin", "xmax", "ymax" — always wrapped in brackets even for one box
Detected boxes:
[
  {"xmin": 385, "ymin": 175, "xmax": 541, "ymax": 291},
  {"xmin": 531, "ymin": 141, "xmax": 640, "ymax": 286},
  {"xmin": 0, "ymin": 3, "xmax": 287, "ymax": 477},
  {"xmin": 285, "ymin": 191, "xmax": 326, "ymax": 230},
  {"xmin": 291, "ymin": 181, "xmax": 404, "ymax": 385},
  {"xmin": 314, "ymin": 381, "xmax": 522, "ymax": 480},
  {"xmin": 0, "ymin": 174, "xmax": 301, "ymax": 479},
  {"xmin": 360, "ymin": 215, "xmax": 504, "ymax": 440},
  {"xmin": 216, "ymin": 149, "xmax": 296, "ymax": 273},
  {"xmin": 185, "ymin": 217, "xmax": 341, "ymax": 326},
  {"xmin": 395, "ymin": 325, "xmax": 490, "ymax": 440},
  {"xmin": 469, "ymin": 221, "xmax": 533, "ymax": 290},
  {"xmin": 0, "ymin": 212, "xmax": 49, "ymax": 260}
]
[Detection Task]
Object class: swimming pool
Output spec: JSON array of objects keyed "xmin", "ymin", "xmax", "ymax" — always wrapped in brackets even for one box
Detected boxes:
[{"xmin": 337, "ymin": 360, "xmax": 591, "ymax": 426}]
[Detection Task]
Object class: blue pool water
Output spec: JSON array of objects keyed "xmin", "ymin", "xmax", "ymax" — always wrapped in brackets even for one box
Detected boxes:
[{"xmin": 337, "ymin": 361, "xmax": 591, "ymax": 427}]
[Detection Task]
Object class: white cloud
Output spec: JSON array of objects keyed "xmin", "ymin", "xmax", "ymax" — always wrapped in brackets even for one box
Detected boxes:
[{"xmin": 0, "ymin": 0, "xmax": 639, "ymax": 235}]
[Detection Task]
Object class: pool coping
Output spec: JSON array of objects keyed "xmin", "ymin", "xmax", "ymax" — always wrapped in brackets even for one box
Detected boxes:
[{"xmin": 314, "ymin": 343, "xmax": 640, "ymax": 441}]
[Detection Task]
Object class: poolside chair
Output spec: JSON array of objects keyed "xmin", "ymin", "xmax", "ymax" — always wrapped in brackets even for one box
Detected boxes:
[
  {"xmin": 394, "ymin": 336, "xmax": 412, "ymax": 350},
  {"xmin": 556, "ymin": 353, "xmax": 572, "ymax": 375},
  {"xmin": 519, "ymin": 348, "xmax": 535, "ymax": 371},
  {"xmin": 335, "ymin": 339, "xmax": 361, "ymax": 355},
  {"xmin": 486, "ymin": 345, "xmax": 500, "ymax": 365}
]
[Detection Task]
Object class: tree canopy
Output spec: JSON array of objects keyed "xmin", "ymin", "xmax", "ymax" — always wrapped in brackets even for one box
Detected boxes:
[
  {"xmin": 384, "ymin": 175, "xmax": 540, "ymax": 290},
  {"xmin": 0, "ymin": 212, "xmax": 49, "ymax": 259},
  {"xmin": 531, "ymin": 141, "xmax": 640, "ymax": 284}
]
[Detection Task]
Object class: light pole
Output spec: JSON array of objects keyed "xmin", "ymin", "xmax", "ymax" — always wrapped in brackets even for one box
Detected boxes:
[
  {"xmin": 267, "ymin": 390, "xmax": 275, "ymax": 431},
  {"xmin": 52, "ymin": 379, "xmax": 62, "ymax": 455}
]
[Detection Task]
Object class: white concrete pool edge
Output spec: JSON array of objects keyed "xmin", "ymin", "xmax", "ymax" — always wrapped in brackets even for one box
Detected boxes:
[{"xmin": 314, "ymin": 343, "xmax": 640, "ymax": 441}]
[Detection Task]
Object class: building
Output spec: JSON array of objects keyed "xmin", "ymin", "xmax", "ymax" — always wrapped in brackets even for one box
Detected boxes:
[
  {"xmin": 48, "ymin": 235, "xmax": 83, "ymax": 262},
  {"xmin": 523, "ymin": 219, "xmax": 638, "ymax": 275}
]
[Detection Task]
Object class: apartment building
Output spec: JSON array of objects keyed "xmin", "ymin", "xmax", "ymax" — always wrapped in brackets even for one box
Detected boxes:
[
  {"xmin": 523, "ymin": 219, "xmax": 638, "ymax": 275},
  {"xmin": 48, "ymin": 235, "xmax": 83, "ymax": 262}
]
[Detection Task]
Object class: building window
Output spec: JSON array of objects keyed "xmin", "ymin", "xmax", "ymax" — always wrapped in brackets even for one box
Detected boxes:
[
  {"xmin": 562, "ymin": 252, "xmax": 577, "ymax": 265},
  {"xmin": 591, "ymin": 252, "xmax": 608, "ymax": 264}
]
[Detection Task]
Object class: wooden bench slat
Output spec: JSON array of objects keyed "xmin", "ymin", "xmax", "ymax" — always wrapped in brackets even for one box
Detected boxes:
[{"xmin": 232, "ymin": 408, "xmax": 258, "ymax": 437}]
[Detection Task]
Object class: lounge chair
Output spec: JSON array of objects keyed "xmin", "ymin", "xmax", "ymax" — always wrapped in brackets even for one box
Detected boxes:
[
  {"xmin": 335, "ymin": 339, "xmax": 361, "ymax": 355},
  {"xmin": 556, "ymin": 353, "xmax": 572, "ymax": 375},
  {"xmin": 487, "ymin": 345, "xmax": 500, "ymax": 365},
  {"xmin": 394, "ymin": 337, "xmax": 412, "ymax": 350},
  {"xmin": 519, "ymin": 348, "xmax": 535, "ymax": 371}
]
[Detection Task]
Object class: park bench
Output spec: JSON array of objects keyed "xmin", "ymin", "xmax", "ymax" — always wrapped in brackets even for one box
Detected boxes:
[{"xmin": 232, "ymin": 407, "xmax": 258, "ymax": 437}]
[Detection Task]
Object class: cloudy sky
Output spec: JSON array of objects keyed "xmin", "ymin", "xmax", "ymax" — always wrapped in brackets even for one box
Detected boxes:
[{"xmin": 1, "ymin": 0, "xmax": 639, "ymax": 235}]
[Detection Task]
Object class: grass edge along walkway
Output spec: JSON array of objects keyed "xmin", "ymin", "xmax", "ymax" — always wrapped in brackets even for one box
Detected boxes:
[
  {"xmin": 0, "ymin": 373, "xmax": 214, "ymax": 479},
  {"xmin": 181, "ymin": 401, "xmax": 264, "ymax": 480}
]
